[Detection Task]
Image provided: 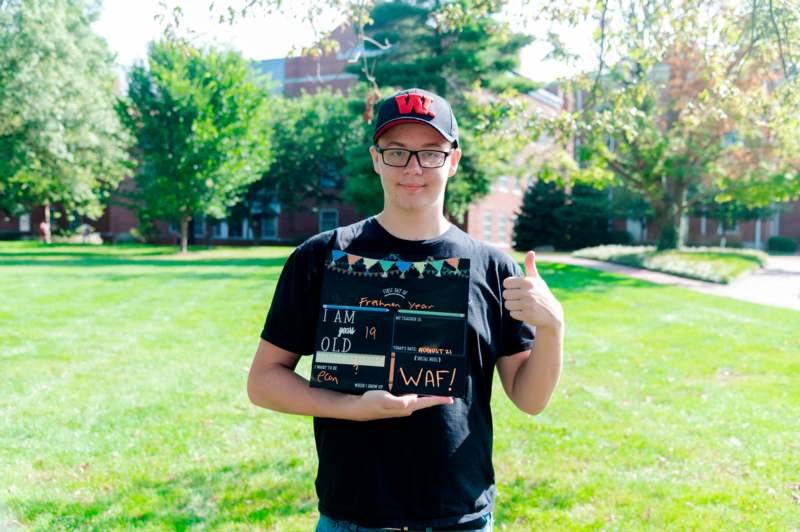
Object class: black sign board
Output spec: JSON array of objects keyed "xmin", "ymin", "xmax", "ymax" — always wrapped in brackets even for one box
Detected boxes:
[{"xmin": 310, "ymin": 250, "xmax": 470, "ymax": 398}]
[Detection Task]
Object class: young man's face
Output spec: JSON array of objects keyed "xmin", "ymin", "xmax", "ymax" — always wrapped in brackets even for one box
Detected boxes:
[{"xmin": 369, "ymin": 122, "xmax": 462, "ymax": 214}]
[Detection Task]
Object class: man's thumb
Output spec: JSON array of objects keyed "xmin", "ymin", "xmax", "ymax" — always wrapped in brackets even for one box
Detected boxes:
[{"xmin": 525, "ymin": 250, "xmax": 539, "ymax": 278}]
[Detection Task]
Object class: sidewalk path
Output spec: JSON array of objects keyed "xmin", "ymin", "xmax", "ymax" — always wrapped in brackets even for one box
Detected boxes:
[{"xmin": 537, "ymin": 253, "xmax": 800, "ymax": 311}]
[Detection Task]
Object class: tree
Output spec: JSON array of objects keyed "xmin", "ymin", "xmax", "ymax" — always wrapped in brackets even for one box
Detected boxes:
[
  {"xmin": 0, "ymin": 0, "xmax": 132, "ymax": 241},
  {"xmin": 513, "ymin": 178, "xmax": 612, "ymax": 251},
  {"xmin": 512, "ymin": 180, "xmax": 566, "ymax": 250},
  {"xmin": 118, "ymin": 39, "xmax": 273, "ymax": 252},
  {"xmin": 243, "ymin": 90, "xmax": 365, "ymax": 225},
  {"xmin": 531, "ymin": 0, "xmax": 800, "ymax": 249},
  {"xmin": 342, "ymin": 0, "xmax": 537, "ymax": 220}
]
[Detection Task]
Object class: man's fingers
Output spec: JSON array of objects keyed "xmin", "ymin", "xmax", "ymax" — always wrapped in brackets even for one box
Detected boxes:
[
  {"xmin": 502, "ymin": 288, "xmax": 525, "ymax": 300},
  {"xmin": 409, "ymin": 395, "xmax": 454, "ymax": 411},
  {"xmin": 381, "ymin": 393, "xmax": 417, "ymax": 409},
  {"xmin": 504, "ymin": 299, "xmax": 525, "ymax": 311},
  {"xmin": 503, "ymin": 276, "xmax": 533, "ymax": 289},
  {"xmin": 525, "ymin": 250, "xmax": 539, "ymax": 278}
]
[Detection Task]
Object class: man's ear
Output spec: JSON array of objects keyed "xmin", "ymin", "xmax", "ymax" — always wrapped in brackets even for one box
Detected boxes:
[
  {"xmin": 447, "ymin": 148, "xmax": 462, "ymax": 177},
  {"xmin": 369, "ymin": 145, "xmax": 382, "ymax": 175}
]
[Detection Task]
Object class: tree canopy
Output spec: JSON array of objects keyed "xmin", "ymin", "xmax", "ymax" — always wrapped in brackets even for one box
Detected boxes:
[
  {"xmin": 118, "ymin": 39, "xmax": 273, "ymax": 252},
  {"xmin": 244, "ymin": 89, "xmax": 365, "ymax": 216},
  {"xmin": 342, "ymin": 0, "xmax": 537, "ymax": 220},
  {"xmin": 0, "ymin": 0, "xmax": 132, "ymax": 226},
  {"xmin": 533, "ymin": 0, "xmax": 800, "ymax": 248}
]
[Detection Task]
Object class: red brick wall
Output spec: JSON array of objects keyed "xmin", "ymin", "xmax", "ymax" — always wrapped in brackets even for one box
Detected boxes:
[{"xmin": 778, "ymin": 201, "xmax": 800, "ymax": 241}]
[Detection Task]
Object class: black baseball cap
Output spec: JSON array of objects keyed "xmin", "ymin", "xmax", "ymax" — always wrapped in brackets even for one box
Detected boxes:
[{"xmin": 372, "ymin": 88, "xmax": 459, "ymax": 148}]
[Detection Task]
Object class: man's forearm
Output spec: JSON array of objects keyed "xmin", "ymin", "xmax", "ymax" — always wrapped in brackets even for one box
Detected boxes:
[
  {"xmin": 511, "ymin": 324, "xmax": 563, "ymax": 415},
  {"xmin": 248, "ymin": 365, "xmax": 358, "ymax": 419}
]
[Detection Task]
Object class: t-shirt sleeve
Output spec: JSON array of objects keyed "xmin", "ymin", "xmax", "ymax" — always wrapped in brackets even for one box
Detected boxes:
[
  {"xmin": 499, "ymin": 259, "xmax": 536, "ymax": 358},
  {"xmin": 260, "ymin": 240, "xmax": 324, "ymax": 356}
]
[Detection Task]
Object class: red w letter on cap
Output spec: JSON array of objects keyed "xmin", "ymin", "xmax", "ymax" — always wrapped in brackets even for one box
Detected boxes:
[{"xmin": 394, "ymin": 94, "xmax": 436, "ymax": 118}]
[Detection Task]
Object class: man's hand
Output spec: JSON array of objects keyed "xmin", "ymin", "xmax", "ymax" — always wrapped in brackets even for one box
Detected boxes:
[
  {"xmin": 347, "ymin": 390, "xmax": 454, "ymax": 421},
  {"xmin": 502, "ymin": 251, "xmax": 564, "ymax": 329}
]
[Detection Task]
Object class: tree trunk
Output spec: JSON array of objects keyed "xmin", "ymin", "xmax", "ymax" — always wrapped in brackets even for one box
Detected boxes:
[
  {"xmin": 42, "ymin": 200, "xmax": 52, "ymax": 244},
  {"xmin": 180, "ymin": 215, "xmax": 190, "ymax": 254},
  {"xmin": 654, "ymin": 186, "xmax": 687, "ymax": 251},
  {"xmin": 654, "ymin": 202, "xmax": 689, "ymax": 250},
  {"xmin": 654, "ymin": 207, "xmax": 678, "ymax": 250}
]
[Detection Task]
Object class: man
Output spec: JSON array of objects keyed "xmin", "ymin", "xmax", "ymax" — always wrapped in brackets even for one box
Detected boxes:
[{"xmin": 248, "ymin": 88, "xmax": 564, "ymax": 531}]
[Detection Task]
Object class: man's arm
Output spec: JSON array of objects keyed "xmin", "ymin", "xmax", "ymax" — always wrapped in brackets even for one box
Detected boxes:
[
  {"xmin": 496, "ymin": 324, "xmax": 563, "ymax": 415},
  {"xmin": 499, "ymin": 251, "xmax": 565, "ymax": 416},
  {"xmin": 247, "ymin": 339, "xmax": 453, "ymax": 421}
]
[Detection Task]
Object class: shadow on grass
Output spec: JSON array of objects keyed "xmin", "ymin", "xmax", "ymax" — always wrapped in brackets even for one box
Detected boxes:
[
  {"xmin": 0, "ymin": 257, "xmax": 291, "ymax": 269},
  {"xmin": 5, "ymin": 249, "xmax": 663, "ymax": 293},
  {"xmin": 10, "ymin": 459, "xmax": 316, "ymax": 530}
]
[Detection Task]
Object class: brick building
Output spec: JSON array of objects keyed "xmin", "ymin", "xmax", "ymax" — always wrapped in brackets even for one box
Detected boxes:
[
  {"xmin": 3, "ymin": 23, "xmax": 797, "ymax": 250},
  {"xmin": 0, "ymin": 23, "xmax": 562, "ymax": 247}
]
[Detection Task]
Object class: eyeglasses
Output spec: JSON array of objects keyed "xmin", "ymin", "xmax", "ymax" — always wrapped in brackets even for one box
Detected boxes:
[{"xmin": 375, "ymin": 146, "xmax": 454, "ymax": 168}]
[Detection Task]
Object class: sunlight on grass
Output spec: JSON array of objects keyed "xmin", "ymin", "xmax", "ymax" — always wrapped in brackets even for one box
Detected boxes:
[
  {"xmin": 572, "ymin": 245, "xmax": 768, "ymax": 283},
  {"xmin": 1, "ymin": 243, "xmax": 798, "ymax": 530}
]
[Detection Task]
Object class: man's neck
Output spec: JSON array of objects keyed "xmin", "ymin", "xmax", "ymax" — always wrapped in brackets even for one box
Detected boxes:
[{"xmin": 376, "ymin": 208, "xmax": 450, "ymax": 241}]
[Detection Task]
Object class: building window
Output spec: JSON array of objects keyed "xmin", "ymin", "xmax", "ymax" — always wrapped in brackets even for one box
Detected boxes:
[
  {"xmin": 213, "ymin": 220, "xmax": 229, "ymax": 239},
  {"xmin": 497, "ymin": 215, "xmax": 508, "ymax": 244},
  {"xmin": 228, "ymin": 218, "xmax": 243, "ymax": 238},
  {"xmin": 483, "ymin": 212, "xmax": 493, "ymax": 242},
  {"xmin": 258, "ymin": 201, "xmax": 280, "ymax": 240},
  {"xmin": 319, "ymin": 209, "xmax": 339, "ymax": 232},
  {"xmin": 19, "ymin": 213, "xmax": 30, "ymax": 232},
  {"xmin": 513, "ymin": 178, "xmax": 522, "ymax": 196},
  {"xmin": 261, "ymin": 215, "xmax": 278, "ymax": 239},
  {"xmin": 193, "ymin": 216, "xmax": 205, "ymax": 238},
  {"xmin": 717, "ymin": 220, "xmax": 740, "ymax": 235},
  {"xmin": 497, "ymin": 175, "xmax": 509, "ymax": 192}
]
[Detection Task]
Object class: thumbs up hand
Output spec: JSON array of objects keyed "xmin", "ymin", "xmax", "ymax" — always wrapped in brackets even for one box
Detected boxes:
[{"xmin": 502, "ymin": 251, "xmax": 564, "ymax": 329}]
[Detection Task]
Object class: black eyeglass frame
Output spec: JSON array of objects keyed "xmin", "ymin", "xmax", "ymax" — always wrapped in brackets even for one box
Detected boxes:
[{"xmin": 374, "ymin": 146, "xmax": 455, "ymax": 169}]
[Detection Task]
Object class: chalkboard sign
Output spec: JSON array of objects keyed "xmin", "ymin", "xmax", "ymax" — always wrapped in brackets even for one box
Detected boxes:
[{"xmin": 310, "ymin": 250, "xmax": 470, "ymax": 398}]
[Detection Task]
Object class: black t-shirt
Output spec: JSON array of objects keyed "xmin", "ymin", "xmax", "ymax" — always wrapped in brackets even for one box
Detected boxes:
[{"xmin": 260, "ymin": 217, "xmax": 535, "ymax": 529}]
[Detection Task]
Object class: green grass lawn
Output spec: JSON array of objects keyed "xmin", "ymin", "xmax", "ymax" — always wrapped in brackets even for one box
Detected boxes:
[
  {"xmin": 2, "ymin": 241, "xmax": 798, "ymax": 531},
  {"xmin": 572, "ymin": 245, "xmax": 768, "ymax": 284}
]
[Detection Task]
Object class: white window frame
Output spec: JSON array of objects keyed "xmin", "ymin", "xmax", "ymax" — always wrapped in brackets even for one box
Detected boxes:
[
  {"xmin": 193, "ymin": 216, "xmax": 206, "ymax": 238},
  {"xmin": 497, "ymin": 175, "xmax": 509, "ymax": 193},
  {"xmin": 261, "ymin": 215, "xmax": 279, "ymax": 239},
  {"xmin": 19, "ymin": 213, "xmax": 31, "ymax": 232},
  {"xmin": 717, "ymin": 220, "xmax": 740, "ymax": 235},
  {"xmin": 497, "ymin": 214, "xmax": 508, "ymax": 245},
  {"xmin": 482, "ymin": 212, "xmax": 493, "ymax": 242},
  {"xmin": 213, "ymin": 220, "xmax": 229, "ymax": 239},
  {"xmin": 319, "ymin": 209, "xmax": 339, "ymax": 232}
]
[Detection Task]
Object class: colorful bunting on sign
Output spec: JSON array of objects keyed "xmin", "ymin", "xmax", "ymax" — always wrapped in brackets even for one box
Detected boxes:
[
  {"xmin": 395, "ymin": 261, "xmax": 411, "ymax": 278},
  {"xmin": 412, "ymin": 261, "xmax": 426, "ymax": 278},
  {"xmin": 379, "ymin": 260, "xmax": 394, "ymax": 277},
  {"xmin": 327, "ymin": 251, "xmax": 468, "ymax": 278}
]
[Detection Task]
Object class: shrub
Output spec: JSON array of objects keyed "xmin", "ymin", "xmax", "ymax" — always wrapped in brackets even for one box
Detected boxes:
[
  {"xmin": 513, "ymin": 180, "xmax": 612, "ymax": 251},
  {"xmin": 768, "ymin": 236, "xmax": 797, "ymax": 253},
  {"xmin": 608, "ymin": 230, "xmax": 633, "ymax": 245}
]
